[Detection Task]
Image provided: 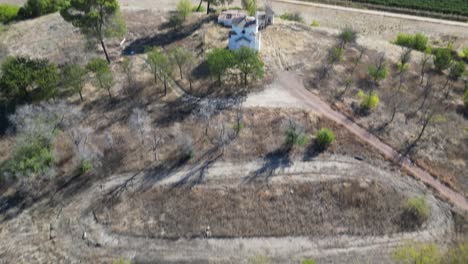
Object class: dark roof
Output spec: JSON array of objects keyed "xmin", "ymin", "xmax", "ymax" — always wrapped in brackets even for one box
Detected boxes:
[{"xmin": 232, "ymin": 16, "xmax": 257, "ymax": 29}]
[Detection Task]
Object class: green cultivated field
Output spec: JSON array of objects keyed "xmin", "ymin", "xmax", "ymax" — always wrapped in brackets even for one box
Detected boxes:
[{"xmin": 351, "ymin": 0, "xmax": 468, "ymax": 17}]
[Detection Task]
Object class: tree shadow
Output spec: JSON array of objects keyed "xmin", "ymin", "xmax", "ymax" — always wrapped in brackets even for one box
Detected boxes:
[
  {"xmin": 303, "ymin": 141, "xmax": 322, "ymax": 161},
  {"xmin": 243, "ymin": 144, "xmax": 293, "ymax": 184},
  {"xmin": 123, "ymin": 15, "xmax": 216, "ymax": 55}
]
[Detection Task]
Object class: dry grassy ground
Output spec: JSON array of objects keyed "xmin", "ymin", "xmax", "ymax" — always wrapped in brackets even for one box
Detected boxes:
[
  {"xmin": 98, "ymin": 180, "xmax": 405, "ymax": 239},
  {"xmin": 0, "ymin": 5, "xmax": 466, "ymax": 263}
]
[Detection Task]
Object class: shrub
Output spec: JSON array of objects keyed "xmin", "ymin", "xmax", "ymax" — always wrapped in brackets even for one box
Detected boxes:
[
  {"xmin": 310, "ymin": 20, "xmax": 320, "ymax": 27},
  {"xmin": 358, "ymin": 90, "xmax": 379, "ymax": 111},
  {"xmin": 402, "ymin": 197, "xmax": 429, "ymax": 228},
  {"xmin": 284, "ymin": 121, "xmax": 309, "ymax": 147},
  {"xmin": 0, "ymin": 56, "xmax": 60, "ymax": 105},
  {"xmin": 78, "ymin": 159, "xmax": 93, "ymax": 175},
  {"xmin": 394, "ymin": 32, "xmax": 428, "ymax": 51},
  {"xmin": 434, "ymin": 48, "xmax": 453, "ymax": 72},
  {"xmin": 393, "ymin": 243, "xmax": 441, "ymax": 264},
  {"xmin": 413, "ymin": 33, "xmax": 429, "ymax": 51},
  {"xmin": 3, "ymin": 135, "xmax": 53, "ymax": 179},
  {"xmin": 458, "ymin": 47, "xmax": 468, "ymax": 59},
  {"xmin": 339, "ymin": 26, "xmax": 357, "ymax": 46},
  {"xmin": 280, "ymin": 12, "xmax": 304, "ymax": 23},
  {"xmin": 177, "ymin": 0, "xmax": 192, "ymax": 21},
  {"xmin": 0, "ymin": 4, "xmax": 19, "ymax": 23},
  {"xmin": 316, "ymin": 128, "xmax": 335, "ymax": 150},
  {"xmin": 395, "ymin": 33, "xmax": 414, "ymax": 48},
  {"xmin": 17, "ymin": 0, "xmax": 69, "ymax": 20},
  {"xmin": 302, "ymin": 260, "xmax": 317, "ymax": 264}
]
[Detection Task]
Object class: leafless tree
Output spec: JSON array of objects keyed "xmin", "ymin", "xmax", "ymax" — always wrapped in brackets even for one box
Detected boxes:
[{"xmin": 128, "ymin": 108, "xmax": 151, "ymax": 145}]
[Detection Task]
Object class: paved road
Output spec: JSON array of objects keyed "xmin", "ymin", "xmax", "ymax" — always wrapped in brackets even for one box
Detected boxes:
[{"xmin": 271, "ymin": 71, "xmax": 468, "ymax": 212}]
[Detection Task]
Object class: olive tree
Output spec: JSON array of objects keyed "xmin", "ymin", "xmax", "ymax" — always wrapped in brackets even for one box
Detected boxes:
[
  {"xmin": 62, "ymin": 63, "xmax": 87, "ymax": 101},
  {"xmin": 368, "ymin": 54, "xmax": 388, "ymax": 88},
  {"xmin": 207, "ymin": 48, "xmax": 235, "ymax": 84},
  {"xmin": 145, "ymin": 48, "xmax": 173, "ymax": 96},
  {"xmin": 61, "ymin": 0, "xmax": 126, "ymax": 63},
  {"xmin": 86, "ymin": 58, "xmax": 114, "ymax": 100},
  {"xmin": 234, "ymin": 47, "xmax": 264, "ymax": 85},
  {"xmin": 170, "ymin": 46, "xmax": 193, "ymax": 80}
]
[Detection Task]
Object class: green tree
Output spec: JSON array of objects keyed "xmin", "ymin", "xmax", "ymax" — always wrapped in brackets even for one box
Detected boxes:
[
  {"xmin": 62, "ymin": 63, "xmax": 87, "ymax": 101},
  {"xmin": 316, "ymin": 128, "xmax": 335, "ymax": 150},
  {"xmin": 434, "ymin": 48, "xmax": 453, "ymax": 72},
  {"xmin": 17, "ymin": 0, "xmax": 69, "ymax": 20},
  {"xmin": 0, "ymin": 56, "xmax": 59, "ymax": 105},
  {"xmin": 339, "ymin": 26, "xmax": 357, "ymax": 48},
  {"xmin": 448, "ymin": 61, "xmax": 466, "ymax": 82},
  {"xmin": 145, "ymin": 48, "xmax": 172, "ymax": 96},
  {"xmin": 61, "ymin": 0, "xmax": 126, "ymax": 63},
  {"xmin": 170, "ymin": 46, "xmax": 192, "ymax": 79},
  {"xmin": 207, "ymin": 48, "xmax": 235, "ymax": 84},
  {"xmin": 234, "ymin": 47, "xmax": 264, "ymax": 85},
  {"xmin": 393, "ymin": 243, "xmax": 441, "ymax": 264},
  {"xmin": 86, "ymin": 58, "xmax": 114, "ymax": 99},
  {"xmin": 368, "ymin": 56, "xmax": 388, "ymax": 86},
  {"xmin": 177, "ymin": 0, "xmax": 192, "ymax": 21}
]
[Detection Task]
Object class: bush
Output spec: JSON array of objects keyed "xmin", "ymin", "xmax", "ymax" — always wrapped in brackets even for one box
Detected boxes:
[
  {"xmin": 0, "ymin": 4, "xmax": 19, "ymax": 23},
  {"xmin": 302, "ymin": 260, "xmax": 317, "ymax": 264},
  {"xmin": 394, "ymin": 32, "xmax": 428, "ymax": 51},
  {"xmin": 434, "ymin": 48, "xmax": 453, "ymax": 72},
  {"xmin": 310, "ymin": 20, "xmax": 320, "ymax": 27},
  {"xmin": 3, "ymin": 135, "xmax": 53, "ymax": 179},
  {"xmin": 339, "ymin": 26, "xmax": 357, "ymax": 46},
  {"xmin": 0, "ymin": 56, "xmax": 60, "ymax": 105},
  {"xmin": 280, "ymin": 12, "xmax": 304, "ymax": 23},
  {"xmin": 177, "ymin": 0, "xmax": 192, "ymax": 21},
  {"xmin": 316, "ymin": 128, "xmax": 335, "ymax": 150},
  {"xmin": 284, "ymin": 120, "xmax": 309, "ymax": 147},
  {"xmin": 78, "ymin": 159, "xmax": 93, "ymax": 175},
  {"xmin": 358, "ymin": 90, "xmax": 379, "ymax": 111},
  {"xmin": 17, "ymin": 0, "xmax": 69, "ymax": 20},
  {"xmin": 402, "ymin": 197, "xmax": 429, "ymax": 228}
]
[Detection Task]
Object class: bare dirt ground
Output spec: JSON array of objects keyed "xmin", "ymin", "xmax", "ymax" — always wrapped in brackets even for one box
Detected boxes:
[
  {"xmin": 253, "ymin": 21, "xmax": 468, "ymax": 202},
  {"xmin": 0, "ymin": 156, "xmax": 454, "ymax": 263},
  {"xmin": 0, "ymin": 3, "xmax": 466, "ymax": 263}
]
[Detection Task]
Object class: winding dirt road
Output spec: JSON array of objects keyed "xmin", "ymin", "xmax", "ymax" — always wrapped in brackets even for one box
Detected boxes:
[{"xmin": 247, "ymin": 71, "xmax": 468, "ymax": 212}]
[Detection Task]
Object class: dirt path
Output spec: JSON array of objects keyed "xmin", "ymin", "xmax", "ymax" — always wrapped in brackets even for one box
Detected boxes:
[{"xmin": 246, "ymin": 71, "xmax": 468, "ymax": 212}]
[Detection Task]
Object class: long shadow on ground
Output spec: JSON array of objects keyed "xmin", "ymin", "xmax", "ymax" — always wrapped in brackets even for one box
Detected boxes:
[{"xmin": 123, "ymin": 15, "xmax": 216, "ymax": 55}]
